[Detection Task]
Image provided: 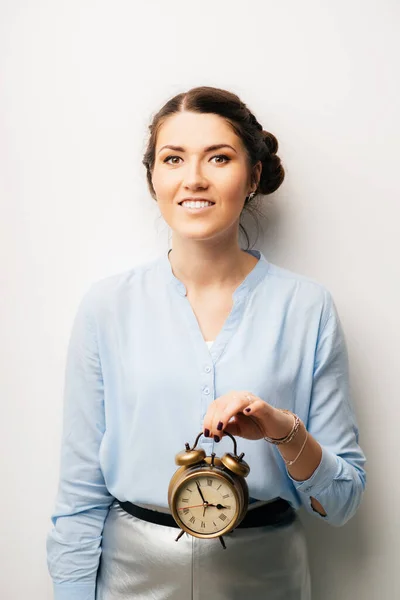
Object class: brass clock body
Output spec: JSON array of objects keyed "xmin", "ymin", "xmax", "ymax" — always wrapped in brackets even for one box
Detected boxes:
[{"xmin": 168, "ymin": 432, "xmax": 250, "ymax": 542}]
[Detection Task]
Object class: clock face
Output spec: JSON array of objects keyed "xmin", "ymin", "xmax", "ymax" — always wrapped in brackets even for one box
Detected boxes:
[{"xmin": 174, "ymin": 474, "xmax": 238, "ymax": 535}]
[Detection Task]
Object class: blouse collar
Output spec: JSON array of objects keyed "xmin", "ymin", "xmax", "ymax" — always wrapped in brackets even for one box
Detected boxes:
[{"xmin": 158, "ymin": 247, "xmax": 270, "ymax": 299}]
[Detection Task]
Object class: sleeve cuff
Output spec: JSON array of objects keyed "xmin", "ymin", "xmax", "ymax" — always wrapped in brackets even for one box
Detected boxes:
[
  {"xmin": 53, "ymin": 582, "xmax": 95, "ymax": 600},
  {"xmin": 286, "ymin": 444, "xmax": 340, "ymax": 495}
]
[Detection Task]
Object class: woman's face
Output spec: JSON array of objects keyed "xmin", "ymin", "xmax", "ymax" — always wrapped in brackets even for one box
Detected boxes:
[{"xmin": 151, "ymin": 111, "xmax": 260, "ymax": 243}]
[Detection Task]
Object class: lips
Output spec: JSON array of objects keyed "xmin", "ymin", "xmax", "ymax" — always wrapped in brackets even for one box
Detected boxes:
[{"xmin": 178, "ymin": 199, "xmax": 215, "ymax": 205}]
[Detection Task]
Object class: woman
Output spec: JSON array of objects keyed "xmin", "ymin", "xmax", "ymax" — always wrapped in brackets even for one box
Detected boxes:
[{"xmin": 46, "ymin": 86, "xmax": 366, "ymax": 600}]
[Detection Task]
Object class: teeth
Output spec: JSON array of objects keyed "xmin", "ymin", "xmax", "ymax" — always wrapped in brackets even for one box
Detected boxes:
[{"xmin": 181, "ymin": 201, "xmax": 214, "ymax": 208}]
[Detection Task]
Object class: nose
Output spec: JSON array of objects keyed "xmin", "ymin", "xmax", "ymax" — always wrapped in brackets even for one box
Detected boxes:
[{"xmin": 183, "ymin": 158, "xmax": 208, "ymax": 191}]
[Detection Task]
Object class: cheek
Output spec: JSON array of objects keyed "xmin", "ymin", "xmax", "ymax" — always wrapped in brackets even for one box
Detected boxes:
[
  {"xmin": 218, "ymin": 172, "xmax": 247, "ymax": 202},
  {"xmin": 216, "ymin": 163, "xmax": 248, "ymax": 190},
  {"xmin": 152, "ymin": 169, "xmax": 179, "ymax": 199},
  {"xmin": 151, "ymin": 170, "xmax": 164, "ymax": 195}
]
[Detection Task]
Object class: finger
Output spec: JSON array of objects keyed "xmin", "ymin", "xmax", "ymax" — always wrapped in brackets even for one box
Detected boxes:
[
  {"xmin": 205, "ymin": 393, "xmax": 234, "ymax": 439},
  {"xmin": 211, "ymin": 392, "xmax": 254, "ymax": 438},
  {"xmin": 203, "ymin": 400, "xmax": 218, "ymax": 438},
  {"xmin": 242, "ymin": 398, "xmax": 272, "ymax": 422},
  {"xmin": 222, "ymin": 415, "xmax": 243, "ymax": 437}
]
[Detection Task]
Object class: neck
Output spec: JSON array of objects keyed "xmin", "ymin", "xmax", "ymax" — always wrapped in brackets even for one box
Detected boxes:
[{"xmin": 167, "ymin": 237, "xmax": 258, "ymax": 293}]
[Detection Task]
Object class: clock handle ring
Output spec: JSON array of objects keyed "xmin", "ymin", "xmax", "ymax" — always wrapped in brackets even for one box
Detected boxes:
[{"xmin": 192, "ymin": 430, "xmax": 239, "ymax": 458}]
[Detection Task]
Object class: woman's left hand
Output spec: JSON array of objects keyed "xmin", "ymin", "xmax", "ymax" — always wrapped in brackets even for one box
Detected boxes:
[{"xmin": 203, "ymin": 390, "xmax": 294, "ymax": 442}]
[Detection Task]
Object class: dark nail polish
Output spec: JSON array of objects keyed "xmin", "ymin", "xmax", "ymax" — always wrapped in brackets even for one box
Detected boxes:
[
  {"xmin": 245, "ymin": 408, "xmax": 251, "ymax": 413},
  {"xmin": 204, "ymin": 429, "xmax": 210, "ymax": 437},
  {"xmin": 214, "ymin": 435, "xmax": 220, "ymax": 443},
  {"xmin": 217, "ymin": 421, "xmax": 223, "ymax": 431}
]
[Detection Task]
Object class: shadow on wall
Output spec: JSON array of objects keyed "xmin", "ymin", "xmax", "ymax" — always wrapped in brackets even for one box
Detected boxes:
[
  {"xmin": 299, "ymin": 507, "xmax": 372, "ymax": 600},
  {"xmin": 299, "ymin": 378, "xmax": 373, "ymax": 599},
  {"xmin": 251, "ymin": 191, "xmax": 375, "ymax": 598}
]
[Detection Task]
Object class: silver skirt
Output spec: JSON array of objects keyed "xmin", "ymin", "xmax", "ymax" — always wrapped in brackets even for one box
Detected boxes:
[{"xmin": 95, "ymin": 500, "xmax": 311, "ymax": 600}]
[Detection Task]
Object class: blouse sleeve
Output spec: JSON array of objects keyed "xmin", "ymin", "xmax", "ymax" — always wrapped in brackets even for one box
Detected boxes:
[
  {"xmin": 46, "ymin": 285, "xmax": 115, "ymax": 600},
  {"xmin": 287, "ymin": 291, "xmax": 367, "ymax": 526}
]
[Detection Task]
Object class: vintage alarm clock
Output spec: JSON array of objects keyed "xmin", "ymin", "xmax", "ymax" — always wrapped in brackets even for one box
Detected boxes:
[{"xmin": 168, "ymin": 430, "xmax": 250, "ymax": 549}]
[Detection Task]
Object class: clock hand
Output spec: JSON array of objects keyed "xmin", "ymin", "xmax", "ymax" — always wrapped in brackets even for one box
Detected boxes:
[
  {"xmin": 196, "ymin": 481, "xmax": 207, "ymax": 504},
  {"xmin": 178, "ymin": 503, "xmax": 222, "ymax": 511},
  {"xmin": 178, "ymin": 504, "xmax": 206, "ymax": 511}
]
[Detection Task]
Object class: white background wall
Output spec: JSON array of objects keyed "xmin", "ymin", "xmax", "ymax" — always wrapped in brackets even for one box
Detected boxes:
[{"xmin": 1, "ymin": 1, "xmax": 399, "ymax": 598}]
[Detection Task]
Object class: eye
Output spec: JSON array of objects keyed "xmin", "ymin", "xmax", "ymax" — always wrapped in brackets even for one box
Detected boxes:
[
  {"xmin": 210, "ymin": 154, "xmax": 231, "ymax": 164},
  {"xmin": 163, "ymin": 155, "xmax": 182, "ymax": 165}
]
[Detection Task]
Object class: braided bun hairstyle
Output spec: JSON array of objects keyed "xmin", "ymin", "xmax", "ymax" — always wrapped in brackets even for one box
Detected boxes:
[
  {"xmin": 244, "ymin": 111, "xmax": 284, "ymax": 198},
  {"xmin": 143, "ymin": 86, "xmax": 285, "ymax": 248}
]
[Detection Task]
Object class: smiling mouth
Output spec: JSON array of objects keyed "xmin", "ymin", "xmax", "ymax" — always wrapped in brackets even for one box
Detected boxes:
[{"xmin": 179, "ymin": 200, "xmax": 215, "ymax": 210}]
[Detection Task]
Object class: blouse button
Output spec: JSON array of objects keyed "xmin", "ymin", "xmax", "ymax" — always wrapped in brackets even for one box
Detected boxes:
[
  {"xmin": 203, "ymin": 387, "xmax": 210, "ymax": 395},
  {"xmin": 205, "ymin": 366, "xmax": 211, "ymax": 373}
]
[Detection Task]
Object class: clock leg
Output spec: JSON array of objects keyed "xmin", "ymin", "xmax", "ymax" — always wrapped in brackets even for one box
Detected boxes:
[
  {"xmin": 218, "ymin": 536, "xmax": 227, "ymax": 550},
  {"xmin": 175, "ymin": 530, "xmax": 185, "ymax": 542}
]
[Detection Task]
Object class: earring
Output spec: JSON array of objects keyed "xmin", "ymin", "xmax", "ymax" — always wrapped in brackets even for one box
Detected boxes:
[{"xmin": 246, "ymin": 191, "xmax": 256, "ymax": 202}]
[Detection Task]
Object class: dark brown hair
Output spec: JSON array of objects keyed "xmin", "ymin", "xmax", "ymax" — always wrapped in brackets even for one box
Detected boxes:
[{"xmin": 142, "ymin": 86, "xmax": 285, "ymax": 249}]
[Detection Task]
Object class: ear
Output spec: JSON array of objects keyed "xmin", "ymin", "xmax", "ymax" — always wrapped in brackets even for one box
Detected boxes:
[{"xmin": 253, "ymin": 161, "xmax": 262, "ymax": 190}]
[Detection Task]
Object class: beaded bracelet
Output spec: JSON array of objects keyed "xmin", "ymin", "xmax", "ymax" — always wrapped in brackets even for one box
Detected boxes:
[{"xmin": 263, "ymin": 409, "xmax": 301, "ymax": 445}]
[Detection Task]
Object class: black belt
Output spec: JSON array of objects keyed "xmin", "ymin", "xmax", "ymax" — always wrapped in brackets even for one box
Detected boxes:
[{"xmin": 118, "ymin": 497, "xmax": 296, "ymax": 529}]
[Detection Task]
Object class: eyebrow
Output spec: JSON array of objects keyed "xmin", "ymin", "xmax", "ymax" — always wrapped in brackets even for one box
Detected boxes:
[{"xmin": 157, "ymin": 144, "xmax": 237, "ymax": 155}]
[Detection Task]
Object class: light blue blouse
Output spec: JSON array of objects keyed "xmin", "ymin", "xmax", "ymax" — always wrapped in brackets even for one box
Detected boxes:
[{"xmin": 46, "ymin": 248, "xmax": 366, "ymax": 600}]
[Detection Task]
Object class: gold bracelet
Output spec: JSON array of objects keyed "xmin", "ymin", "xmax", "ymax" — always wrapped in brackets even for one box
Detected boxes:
[
  {"xmin": 282, "ymin": 430, "xmax": 309, "ymax": 467},
  {"xmin": 263, "ymin": 409, "xmax": 301, "ymax": 445}
]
